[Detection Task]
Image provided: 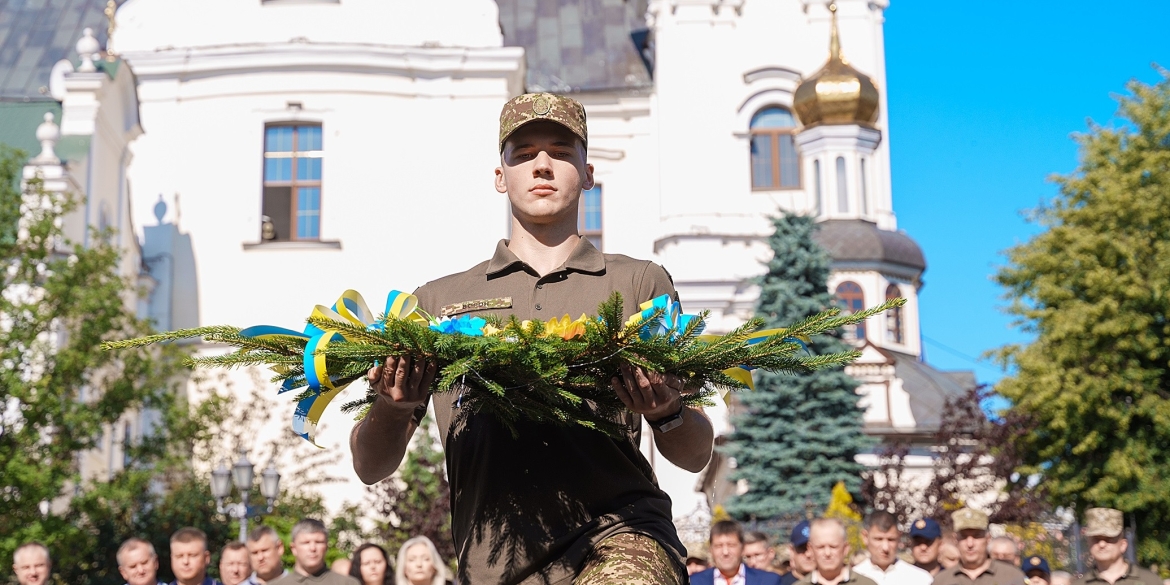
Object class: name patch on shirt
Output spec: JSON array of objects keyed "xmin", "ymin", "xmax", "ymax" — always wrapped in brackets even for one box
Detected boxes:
[{"xmin": 441, "ymin": 297, "xmax": 513, "ymax": 317}]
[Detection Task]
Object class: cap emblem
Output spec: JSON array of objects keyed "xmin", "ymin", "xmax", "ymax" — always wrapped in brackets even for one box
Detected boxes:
[
  {"xmin": 533, "ymin": 96, "xmax": 551, "ymax": 116},
  {"xmin": 801, "ymin": 526, "xmax": 810, "ymax": 538},
  {"xmin": 1030, "ymin": 557, "xmax": 1040, "ymax": 565},
  {"xmin": 915, "ymin": 520, "xmax": 926, "ymax": 529}
]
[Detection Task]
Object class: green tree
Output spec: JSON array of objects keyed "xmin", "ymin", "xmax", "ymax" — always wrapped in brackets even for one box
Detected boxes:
[
  {"xmin": 993, "ymin": 71, "xmax": 1170, "ymax": 565},
  {"xmin": 0, "ymin": 145, "xmax": 187, "ymax": 582},
  {"xmin": 724, "ymin": 213, "xmax": 871, "ymax": 520}
]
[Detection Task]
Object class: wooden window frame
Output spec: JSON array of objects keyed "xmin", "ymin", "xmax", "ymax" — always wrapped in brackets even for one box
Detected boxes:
[
  {"xmin": 262, "ymin": 123, "xmax": 323, "ymax": 241},
  {"xmin": 835, "ymin": 281, "xmax": 866, "ymax": 342},
  {"xmin": 750, "ymin": 109, "xmax": 802, "ymax": 191},
  {"xmin": 885, "ymin": 283, "xmax": 904, "ymax": 344}
]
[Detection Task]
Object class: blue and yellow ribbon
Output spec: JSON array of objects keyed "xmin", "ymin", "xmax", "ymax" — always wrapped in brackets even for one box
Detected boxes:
[{"xmin": 240, "ymin": 290, "xmax": 426, "ymax": 446}]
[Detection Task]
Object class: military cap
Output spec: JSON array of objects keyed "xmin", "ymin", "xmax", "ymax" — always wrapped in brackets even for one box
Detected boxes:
[
  {"xmin": 1022, "ymin": 556, "xmax": 1051, "ymax": 577},
  {"xmin": 1083, "ymin": 507, "xmax": 1124, "ymax": 538},
  {"xmin": 498, "ymin": 92, "xmax": 588, "ymax": 152},
  {"xmin": 790, "ymin": 519, "xmax": 811, "ymax": 547},
  {"xmin": 909, "ymin": 517, "xmax": 941, "ymax": 541},
  {"xmin": 951, "ymin": 508, "xmax": 989, "ymax": 532}
]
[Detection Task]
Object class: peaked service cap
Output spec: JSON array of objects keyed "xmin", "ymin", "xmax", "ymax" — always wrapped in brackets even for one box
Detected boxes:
[
  {"xmin": 951, "ymin": 508, "xmax": 989, "ymax": 532},
  {"xmin": 498, "ymin": 92, "xmax": 588, "ymax": 152},
  {"xmin": 1083, "ymin": 507, "xmax": 1124, "ymax": 538}
]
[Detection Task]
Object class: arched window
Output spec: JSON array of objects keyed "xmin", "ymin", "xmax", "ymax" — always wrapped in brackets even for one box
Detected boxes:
[
  {"xmin": 835, "ymin": 281, "xmax": 866, "ymax": 342},
  {"xmin": 750, "ymin": 107, "xmax": 800, "ymax": 190},
  {"xmin": 885, "ymin": 284, "xmax": 904, "ymax": 344}
]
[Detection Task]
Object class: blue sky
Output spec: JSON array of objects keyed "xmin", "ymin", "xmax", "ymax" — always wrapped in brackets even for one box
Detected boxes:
[{"xmin": 882, "ymin": 1, "xmax": 1170, "ymax": 388}]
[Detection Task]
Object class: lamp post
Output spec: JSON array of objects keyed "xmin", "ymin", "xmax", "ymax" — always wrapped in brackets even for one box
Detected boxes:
[{"xmin": 211, "ymin": 449, "xmax": 281, "ymax": 542}]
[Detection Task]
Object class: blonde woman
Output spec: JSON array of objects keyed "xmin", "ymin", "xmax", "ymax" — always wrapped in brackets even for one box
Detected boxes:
[{"xmin": 394, "ymin": 536, "xmax": 453, "ymax": 585}]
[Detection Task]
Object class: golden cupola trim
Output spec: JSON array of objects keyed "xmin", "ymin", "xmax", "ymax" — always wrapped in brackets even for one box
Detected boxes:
[{"xmin": 793, "ymin": 2, "xmax": 880, "ymax": 127}]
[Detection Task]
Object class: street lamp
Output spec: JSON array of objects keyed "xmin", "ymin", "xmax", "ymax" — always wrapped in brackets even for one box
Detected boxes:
[{"xmin": 212, "ymin": 449, "xmax": 281, "ymax": 542}]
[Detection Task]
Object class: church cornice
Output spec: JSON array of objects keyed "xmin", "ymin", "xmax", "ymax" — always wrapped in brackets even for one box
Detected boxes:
[{"xmin": 120, "ymin": 42, "xmax": 526, "ymax": 84}]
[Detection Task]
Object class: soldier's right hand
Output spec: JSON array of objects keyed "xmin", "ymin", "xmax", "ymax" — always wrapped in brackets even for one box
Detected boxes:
[{"xmin": 367, "ymin": 355, "xmax": 436, "ymax": 410}]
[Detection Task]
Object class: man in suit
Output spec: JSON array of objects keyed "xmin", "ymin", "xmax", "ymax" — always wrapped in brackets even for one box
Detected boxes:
[{"xmin": 690, "ymin": 520, "xmax": 782, "ymax": 585}]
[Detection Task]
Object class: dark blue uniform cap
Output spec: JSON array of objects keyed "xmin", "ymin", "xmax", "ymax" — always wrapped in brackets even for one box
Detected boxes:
[
  {"xmin": 1023, "ymin": 556, "xmax": 1051, "ymax": 577},
  {"xmin": 791, "ymin": 520, "xmax": 811, "ymax": 547},
  {"xmin": 908, "ymin": 518, "xmax": 941, "ymax": 540}
]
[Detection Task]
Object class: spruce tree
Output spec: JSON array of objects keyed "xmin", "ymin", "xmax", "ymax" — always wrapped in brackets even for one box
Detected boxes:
[{"xmin": 724, "ymin": 213, "xmax": 871, "ymax": 520}]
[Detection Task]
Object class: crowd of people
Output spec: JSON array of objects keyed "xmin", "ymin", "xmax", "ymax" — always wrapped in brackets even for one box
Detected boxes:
[
  {"xmin": 683, "ymin": 507, "xmax": 1161, "ymax": 585},
  {"xmin": 8, "ymin": 519, "xmax": 453, "ymax": 585}
]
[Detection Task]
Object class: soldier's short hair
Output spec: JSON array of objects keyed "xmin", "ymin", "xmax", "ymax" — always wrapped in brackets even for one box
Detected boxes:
[{"xmin": 743, "ymin": 531, "xmax": 770, "ymax": 546}]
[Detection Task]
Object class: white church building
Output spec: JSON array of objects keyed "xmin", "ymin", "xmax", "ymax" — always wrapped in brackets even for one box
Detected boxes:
[{"xmin": 0, "ymin": 0, "xmax": 973, "ymax": 532}]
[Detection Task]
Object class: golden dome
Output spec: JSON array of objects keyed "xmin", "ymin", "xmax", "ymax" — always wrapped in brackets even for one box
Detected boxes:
[{"xmin": 793, "ymin": 3, "xmax": 880, "ymax": 127}]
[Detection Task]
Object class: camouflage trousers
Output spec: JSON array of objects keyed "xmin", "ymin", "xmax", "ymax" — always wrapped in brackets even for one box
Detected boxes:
[{"xmin": 574, "ymin": 532, "xmax": 684, "ymax": 585}]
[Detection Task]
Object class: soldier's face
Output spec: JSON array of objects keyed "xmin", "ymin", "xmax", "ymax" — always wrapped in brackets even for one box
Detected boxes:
[
  {"xmin": 956, "ymin": 529, "xmax": 989, "ymax": 569},
  {"xmin": 13, "ymin": 548, "xmax": 49, "ymax": 585},
  {"xmin": 1088, "ymin": 535, "xmax": 1126, "ymax": 566},
  {"xmin": 497, "ymin": 122, "xmax": 593, "ymax": 230}
]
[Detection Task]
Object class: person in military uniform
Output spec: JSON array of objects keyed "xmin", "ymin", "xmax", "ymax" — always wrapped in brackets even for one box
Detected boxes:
[
  {"xmin": 1022, "ymin": 556, "xmax": 1050, "ymax": 585},
  {"xmin": 931, "ymin": 508, "xmax": 1026, "ymax": 585},
  {"xmin": 351, "ymin": 93, "xmax": 714, "ymax": 585},
  {"xmin": 1073, "ymin": 508, "xmax": 1160, "ymax": 585}
]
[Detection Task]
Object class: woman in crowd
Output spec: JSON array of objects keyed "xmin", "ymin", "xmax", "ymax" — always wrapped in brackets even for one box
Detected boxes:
[
  {"xmin": 394, "ymin": 536, "xmax": 453, "ymax": 585},
  {"xmin": 349, "ymin": 543, "xmax": 393, "ymax": 585}
]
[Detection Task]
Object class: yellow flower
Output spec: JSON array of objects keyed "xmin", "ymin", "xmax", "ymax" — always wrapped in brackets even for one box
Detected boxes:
[
  {"xmin": 482, "ymin": 324, "xmax": 503, "ymax": 337},
  {"xmin": 544, "ymin": 314, "xmax": 589, "ymax": 340}
]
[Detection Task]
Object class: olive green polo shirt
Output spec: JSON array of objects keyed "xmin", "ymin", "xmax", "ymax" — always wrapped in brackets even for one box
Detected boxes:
[
  {"xmin": 1073, "ymin": 563, "xmax": 1162, "ymax": 585},
  {"xmin": 797, "ymin": 568, "xmax": 879, "ymax": 585},
  {"xmin": 412, "ymin": 237, "xmax": 687, "ymax": 585},
  {"xmin": 932, "ymin": 560, "xmax": 1027, "ymax": 585}
]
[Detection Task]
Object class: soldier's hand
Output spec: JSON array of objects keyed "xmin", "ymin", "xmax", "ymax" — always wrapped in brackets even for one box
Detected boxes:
[
  {"xmin": 367, "ymin": 355, "xmax": 437, "ymax": 410},
  {"xmin": 611, "ymin": 363, "xmax": 695, "ymax": 421}
]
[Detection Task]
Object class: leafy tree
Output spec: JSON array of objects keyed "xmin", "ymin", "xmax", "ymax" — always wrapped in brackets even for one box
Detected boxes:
[
  {"xmin": 823, "ymin": 481, "xmax": 864, "ymax": 553},
  {"xmin": 0, "ymin": 156, "xmax": 363, "ymax": 585},
  {"xmin": 861, "ymin": 385, "xmax": 1047, "ymax": 527},
  {"xmin": 369, "ymin": 415, "xmax": 455, "ymax": 564},
  {"xmin": 0, "ymin": 145, "xmax": 186, "ymax": 582},
  {"xmin": 724, "ymin": 213, "xmax": 871, "ymax": 520},
  {"xmin": 992, "ymin": 71, "xmax": 1170, "ymax": 564}
]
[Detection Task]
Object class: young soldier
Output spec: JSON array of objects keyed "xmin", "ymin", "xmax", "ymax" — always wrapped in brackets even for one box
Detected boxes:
[
  {"xmin": 1073, "ymin": 508, "xmax": 1160, "ymax": 585},
  {"xmin": 352, "ymin": 93, "xmax": 714, "ymax": 584}
]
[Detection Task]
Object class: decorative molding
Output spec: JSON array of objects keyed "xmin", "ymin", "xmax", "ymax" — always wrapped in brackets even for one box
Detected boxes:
[
  {"xmin": 242, "ymin": 240, "xmax": 342, "ymax": 251},
  {"xmin": 742, "ymin": 66, "xmax": 802, "ymax": 85},
  {"xmin": 121, "ymin": 43, "xmax": 526, "ymax": 83}
]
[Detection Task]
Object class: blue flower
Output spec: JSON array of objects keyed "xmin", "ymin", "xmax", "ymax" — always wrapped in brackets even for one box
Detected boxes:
[{"xmin": 429, "ymin": 315, "xmax": 487, "ymax": 337}]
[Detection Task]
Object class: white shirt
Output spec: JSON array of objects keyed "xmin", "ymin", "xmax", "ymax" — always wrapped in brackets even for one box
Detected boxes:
[
  {"xmin": 852, "ymin": 558, "xmax": 934, "ymax": 585},
  {"xmin": 714, "ymin": 564, "xmax": 747, "ymax": 585}
]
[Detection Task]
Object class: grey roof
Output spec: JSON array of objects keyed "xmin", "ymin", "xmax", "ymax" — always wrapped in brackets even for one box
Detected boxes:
[
  {"xmin": 890, "ymin": 350, "xmax": 973, "ymax": 431},
  {"xmin": 495, "ymin": 0, "xmax": 653, "ymax": 93},
  {"xmin": 0, "ymin": 0, "xmax": 122, "ymax": 100},
  {"xmin": 813, "ymin": 219, "xmax": 927, "ymax": 273}
]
